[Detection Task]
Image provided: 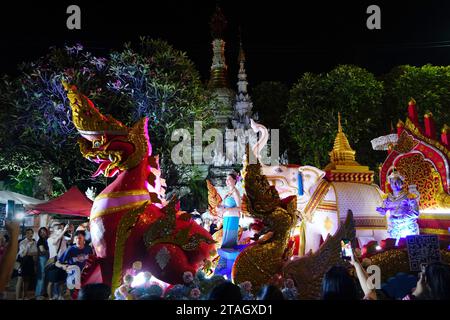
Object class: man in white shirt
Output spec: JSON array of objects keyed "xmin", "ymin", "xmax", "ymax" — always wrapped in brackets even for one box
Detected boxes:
[
  {"xmin": 16, "ymin": 228, "xmax": 37, "ymax": 300},
  {"xmin": 46, "ymin": 222, "xmax": 72, "ymax": 300},
  {"xmin": 48, "ymin": 223, "xmax": 68, "ymax": 259}
]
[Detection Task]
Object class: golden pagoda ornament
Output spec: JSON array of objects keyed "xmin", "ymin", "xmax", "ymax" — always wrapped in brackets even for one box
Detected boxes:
[{"xmin": 324, "ymin": 113, "xmax": 374, "ymax": 184}]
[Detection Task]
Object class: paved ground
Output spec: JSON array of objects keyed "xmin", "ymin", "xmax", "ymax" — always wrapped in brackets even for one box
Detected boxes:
[{"xmin": 2, "ymin": 277, "xmax": 72, "ymax": 300}]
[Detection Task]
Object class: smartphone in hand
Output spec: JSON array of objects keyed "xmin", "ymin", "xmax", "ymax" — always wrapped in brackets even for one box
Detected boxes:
[
  {"xmin": 1, "ymin": 204, "xmax": 15, "ymax": 229},
  {"xmin": 341, "ymin": 239, "xmax": 353, "ymax": 261}
]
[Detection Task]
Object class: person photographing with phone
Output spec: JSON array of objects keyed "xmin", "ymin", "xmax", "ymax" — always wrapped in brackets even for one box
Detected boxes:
[
  {"xmin": 347, "ymin": 246, "xmax": 378, "ymax": 300},
  {"xmin": 321, "ymin": 240, "xmax": 378, "ymax": 300},
  {"xmin": 403, "ymin": 262, "xmax": 450, "ymax": 300},
  {"xmin": 46, "ymin": 222, "xmax": 71, "ymax": 300}
]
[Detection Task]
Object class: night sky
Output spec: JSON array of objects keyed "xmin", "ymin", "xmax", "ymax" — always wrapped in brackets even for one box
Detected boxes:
[{"xmin": 2, "ymin": 0, "xmax": 450, "ymax": 85}]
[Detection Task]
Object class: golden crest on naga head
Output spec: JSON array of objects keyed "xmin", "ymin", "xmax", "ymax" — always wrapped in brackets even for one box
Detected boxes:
[
  {"xmin": 62, "ymin": 81, "xmax": 128, "ymax": 141},
  {"xmin": 62, "ymin": 81, "xmax": 151, "ymax": 175}
]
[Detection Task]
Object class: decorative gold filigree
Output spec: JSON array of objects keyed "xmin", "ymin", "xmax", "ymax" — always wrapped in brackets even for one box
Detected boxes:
[
  {"xmin": 394, "ymin": 131, "xmax": 419, "ymax": 154},
  {"xmin": 282, "ymin": 210, "xmax": 356, "ymax": 300},
  {"xmin": 369, "ymin": 248, "xmax": 450, "ymax": 283},
  {"xmin": 143, "ymin": 197, "xmax": 216, "ymax": 251},
  {"xmin": 405, "ymin": 118, "xmax": 450, "ymax": 160},
  {"xmin": 436, "ymin": 177, "xmax": 450, "ymax": 208},
  {"xmin": 369, "ymin": 249, "xmax": 411, "ymax": 283},
  {"xmin": 241, "ymin": 162, "xmax": 282, "ymax": 217},
  {"xmin": 62, "ymin": 81, "xmax": 127, "ymax": 138},
  {"xmin": 206, "ymin": 180, "xmax": 222, "ymax": 217},
  {"xmin": 396, "ymin": 153, "xmax": 444, "ymax": 209},
  {"xmin": 232, "ymin": 162, "xmax": 297, "ymax": 291},
  {"xmin": 143, "ymin": 197, "xmax": 177, "ymax": 248},
  {"xmin": 120, "ymin": 118, "xmax": 149, "ymax": 171},
  {"xmin": 111, "ymin": 201, "xmax": 149, "ymax": 293}
]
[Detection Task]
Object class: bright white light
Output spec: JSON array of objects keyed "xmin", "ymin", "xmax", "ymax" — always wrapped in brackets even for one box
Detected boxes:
[
  {"xmin": 130, "ymin": 272, "xmax": 169, "ymax": 289},
  {"xmin": 239, "ymin": 216, "xmax": 254, "ymax": 229},
  {"xmin": 421, "ymin": 208, "xmax": 450, "ymax": 214},
  {"xmin": 375, "ymin": 245, "xmax": 382, "ymax": 251},
  {"xmin": 292, "ymin": 226, "xmax": 301, "ymax": 236},
  {"xmin": 399, "ymin": 230, "xmax": 411, "ymax": 238},
  {"xmin": 131, "ymin": 272, "xmax": 145, "ymax": 288},
  {"xmin": 15, "ymin": 213, "xmax": 25, "ymax": 220}
]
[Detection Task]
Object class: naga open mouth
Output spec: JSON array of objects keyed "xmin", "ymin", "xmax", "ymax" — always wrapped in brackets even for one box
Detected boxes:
[{"xmin": 88, "ymin": 153, "xmax": 122, "ymax": 178}]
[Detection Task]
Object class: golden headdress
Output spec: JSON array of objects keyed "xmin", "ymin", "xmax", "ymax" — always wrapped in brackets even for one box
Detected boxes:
[{"xmin": 388, "ymin": 167, "xmax": 405, "ymax": 182}]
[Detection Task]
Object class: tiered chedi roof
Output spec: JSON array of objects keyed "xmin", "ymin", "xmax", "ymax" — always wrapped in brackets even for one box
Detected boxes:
[
  {"xmin": 324, "ymin": 113, "xmax": 374, "ymax": 184},
  {"xmin": 231, "ymin": 39, "xmax": 256, "ymax": 130},
  {"xmin": 208, "ymin": 5, "xmax": 234, "ymax": 128}
]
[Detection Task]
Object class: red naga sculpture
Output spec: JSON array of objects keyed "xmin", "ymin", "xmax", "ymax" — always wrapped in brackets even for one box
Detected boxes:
[{"xmin": 62, "ymin": 82, "xmax": 215, "ymax": 292}]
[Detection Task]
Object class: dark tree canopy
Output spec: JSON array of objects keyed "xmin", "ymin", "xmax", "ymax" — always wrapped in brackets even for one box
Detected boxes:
[
  {"xmin": 0, "ymin": 39, "xmax": 217, "ymax": 200},
  {"xmin": 383, "ymin": 64, "xmax": 450, "ymax": 130},
  {"xmin": 283, "ymin": 65, "xmax": 385, "ymax": 170}
]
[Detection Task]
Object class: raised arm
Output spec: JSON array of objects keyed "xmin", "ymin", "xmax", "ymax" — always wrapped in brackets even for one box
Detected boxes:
[
  {"xmin": 350, "ymin": 250, "xmax": 377, "ymax": 300},
  {"xmin": 50, "ymin": 224, "xmax": 69, "ymax": 245}
]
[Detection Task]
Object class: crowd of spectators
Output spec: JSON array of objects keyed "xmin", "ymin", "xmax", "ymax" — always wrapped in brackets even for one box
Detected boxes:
[{"xmin": 0, "ymin": 220, "xmax": 449, "ymax": 300}]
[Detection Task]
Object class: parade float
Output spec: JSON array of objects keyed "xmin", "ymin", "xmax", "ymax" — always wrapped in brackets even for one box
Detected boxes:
[
  {"xmin": 237, "ymin": 110, "xmax": 450, "ymax": 299},
  {"xmin": 64, "ymin": 80, "xmax": 450, "ymax": 298},
  {"xmin": 62, "ymin": 82, "xmax": 216, "ymax": 293},
  {"xmin": 280, "ymin": 100, "xmax": 450, "ymax": 299},
  {"xmin": 374, "ymin": 98, "xmax": 450, "ymax": 242},
  {"xmin": 250, "ymin": 117, "xmax": 388, "ymax": 256}
]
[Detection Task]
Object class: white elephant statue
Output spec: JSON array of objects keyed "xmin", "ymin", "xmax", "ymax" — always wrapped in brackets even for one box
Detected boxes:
[
  {"xmin": 249, "ymin": 119, "xmax": 388, "ymax": 255},
  {"xmin": 298, "ymin": 165, "xmax": 388, "ymax": 254}
]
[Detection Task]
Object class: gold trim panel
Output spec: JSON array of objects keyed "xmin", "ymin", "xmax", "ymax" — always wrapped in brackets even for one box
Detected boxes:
[
  {"xmin": 95, "ymin": 189, "xmax": 149, "ymax": 200},
  {"xmin": 91, "ymin": 200, "xmax": 150, "ymax": 220},
  {"xmin": 420, "ymin": 228, "xmax": 449, "ymax": 236}
]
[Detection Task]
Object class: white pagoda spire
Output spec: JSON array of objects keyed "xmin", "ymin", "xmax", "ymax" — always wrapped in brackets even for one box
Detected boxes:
[{"xmin": 232, "ymin": 36, "xmax": 256, "ymax": 130}]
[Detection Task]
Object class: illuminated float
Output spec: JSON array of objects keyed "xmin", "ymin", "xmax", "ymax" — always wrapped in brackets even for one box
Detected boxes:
[
  {"xmin": 250, "ymin": 116, "xmax": 388, "ymax": 256},
  {"xmin": 283, "ymin": 100, "xmax": 450, "ymax": 299},
  {"xmin": 62, "ymin": 82, "xmax": 216, "ymax": 293},
  {"xmin": 374, "ymin": 98, "xmax": 450, "ymax": 242}
]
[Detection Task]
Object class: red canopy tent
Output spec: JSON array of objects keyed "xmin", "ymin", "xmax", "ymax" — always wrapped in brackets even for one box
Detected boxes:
[{"xmin": 27, "ymin": 186, "xmax": 93, "ymax": 217}]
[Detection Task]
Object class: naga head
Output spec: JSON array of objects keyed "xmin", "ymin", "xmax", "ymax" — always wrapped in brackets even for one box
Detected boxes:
[{"xmin": 62, "ymin": 81, "xmax": 151, "ymax": 177}]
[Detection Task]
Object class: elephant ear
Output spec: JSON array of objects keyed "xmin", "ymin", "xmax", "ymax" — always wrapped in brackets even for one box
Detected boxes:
[
  {"xmin": 244, "ymin": 162, "xmax": 282, "ymax": 220},
  {"xmin": 206, "ymin": 180, "xmax": 222, "ymax": 217},
  {"xmin": 282, "ymin": 210, "xmax": 356, "ymax": 299}
]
